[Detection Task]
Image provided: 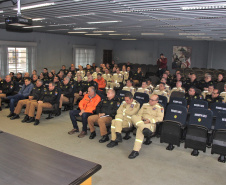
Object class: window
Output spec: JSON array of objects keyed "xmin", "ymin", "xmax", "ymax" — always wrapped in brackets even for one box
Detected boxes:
[
  {"xmin": 8, "ymin": 47, "xmax": 28, "ymax": 73},
  {"xmin": 73, "ymin": 46, "xmax": 95, "ymax": 68}
]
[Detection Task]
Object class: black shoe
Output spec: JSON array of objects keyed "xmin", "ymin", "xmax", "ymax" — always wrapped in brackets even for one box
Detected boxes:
[
  {"xmin": 99, "ymin": 135, "xmax": 109, "ymax": 143},
  {"xmin": 34, "ymin": 119, "xmax": 40, "ymax": 126},
  {"xmin": 107, "ymin": 140, "xmax": 118, "ymax": 148},
  {"xmin": 128, "ymin": 150, "xmax": 139, "ymax": 159},
  {"xmin": 142, "ymin": 128, "xmax": 152, "ymax": 137},
  {"xmin": 21, "ymin": 115, "xmax": 29, "ymax": 123},
  {"xmin": 89, "ymin": 131, "xmax": 96, "ymax": 139},
  {"xmin": 115, "ymin": 132, "xmax": 122, "ymax": 143},
  {"xmin": 7, "ymin": 112, "xmax": 15, "ymax": 118},
  {"xmin": 55, "ymin": 108, "xmax": 61, "ymax": 116},
  {"xmin": 10, "ymin": 114, "xmax": 20, "ymax": 120},
  {"xmin": 26, "ymin": 117, "xmax": 35, "ymax": 123},
  {"xmin": 0, "ymin": 107, "xmax": 2, "ymax": 111}
]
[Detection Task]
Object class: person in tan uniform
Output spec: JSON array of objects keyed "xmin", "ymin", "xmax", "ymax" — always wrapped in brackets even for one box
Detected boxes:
[
  {"xmin": 122, "ymin": 80, "xmax": 136, "ymax": 95},
  {"xmin": 146, "ymin": 78, "xmax": 154, "ymax": 93},
  {"xmin": 107, "ymin": 92, "xmax": 140, "ymax": 148},
  {"xmin": 170, "ymin": 81, "xmax": 185, "ymax": 94},
  {"xmin": 109, "ymin": 68, "xmax": 124, "ymax": 89},
  {"xmin": 103, "ymin": 69, "xmax": 112, "ymax": 89},
  {"xmin": 92, "ymin": 67, "xmax": 102, "ymax": 79},
  {"xmin": 136, "ymin": 81, "xmax": 152, "ymax": 95},
  {"xmin": 154, "ymin": 78, "xmax": 171, "ymax": 93},
  {"xmin": 201, "ymin": 84, "xmax": 214, "ymax": 99},
  {"xmin": 128, "ymin": 94, "xmax": 164, "ymax": 159},
  {"xmin": 121, "ymin": 65, "xmax": 129, "ymax": 84},
  {"xmin": 220, "ymin": 84, "xmax": 226, "ymax": 102},
  {"xmin": 152, "ymin": 82, "xmax": 170, "ymax": 102}
]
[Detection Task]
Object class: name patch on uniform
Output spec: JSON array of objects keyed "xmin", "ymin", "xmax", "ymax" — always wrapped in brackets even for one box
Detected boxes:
[{"xmin": 161, "ymin": 108, "xmax": 164, "ymax": 113}]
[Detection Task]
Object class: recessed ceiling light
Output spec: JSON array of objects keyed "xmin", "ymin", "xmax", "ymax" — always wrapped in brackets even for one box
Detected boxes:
[
  {"xmin": 114, "ymin": 9, "xmax": 162, "ymax": 13},
  {"xmin": 49, "ymin": 23, "xmax": 76, "ymax": 27},
  {"xmin": 0, "ymin": 22, "xmax": 5, "ymax": 24},
  {"xmin": 48, "ymin": 29, "xmax": 69, "ymax": 31},
  {"xmin": 14, "ymin": 3, "xmax": 55, "ymax": 10},
  {"xmin": 141, "ymin": 33, "xmax": 165, "ymax": 35},
  {"xmin": 57, "ymin": 13, "xmax": 95, "ymax": 18},
  {"xmin": 93, "ymin": 31, "xmax": 116, "ymax": 33},
  {"xmin": 68, "ymin": 32, "xmax": 87, "ymax": 34},
  {"xmin": 73, "ymin": 28, "xmax": 97, "ymax": 30},
  {"xmin": 32, "ymin": 18, "xmax": 46, "ymax": 21},
  {"xmin": 109, "ymin": 34, "xmax": 130, "ymax": 36},
  {"xmin": 122, "ymin": 39, "xmax": 137, "ymax": 40},
  {"xmin": 23, "ymin": 26, "xmax": 44, "ymax": 28},
  {"xmin": 87, "ymin": 21, "xmax": 121, "ymax": 24},
  {"xmin": 85, "ymin": 34, "xmax": 103, "ymax": 36},
  {"xmin": 0, "ymin": 10, "xmax": 3, "ymax": 13},
  {"xmin": 179, "ymin": 33, "xmax": 205, "ymax": 36},
  {"xmin": 181, "ymin": 4, "xmax": 226, "ymax": 10}
]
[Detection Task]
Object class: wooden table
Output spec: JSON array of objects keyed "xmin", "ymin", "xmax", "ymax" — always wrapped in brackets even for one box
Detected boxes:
[{"xmin": 0, "ymin": 132, "xmax": 101, "ymax": 185}]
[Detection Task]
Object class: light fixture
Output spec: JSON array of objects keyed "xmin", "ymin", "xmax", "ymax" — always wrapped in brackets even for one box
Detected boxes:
[
  {"xmin": 0, "ymin": 10, "xmax": 3, "ymax": 13},
  {"xmin": 49, "ymin": 23, "xmax": 76, "ymax": 26},
  {"xmin": 181, "ymin": 4, "xmax": 226, "ymax": 11},
  {"xmin": 0, "ymin": 22, "xmax": 5, "ymax": 24},
  {"xmin": 141, "ymin": 33, "xmax": 165, "ymax": 36},
  {"xmin": 85, "ymin": 34, "xmax": 103, "ymax": 36},
  {"xmin": 48, "ymin": 29, "xmax": 69, "ymax": 31},
  {"xmin": 179, "ymin": 33, "xmax": 205, "ymax": 36},
  {"xmin": 32, "ymin": 18, "xmax": 46, "ymax": 21},
  {"xmin": 114, "ymin": 9, "xmax": 162, "ymax": 13},
  {"xmin": 109, "ymin": 33, "xmax": 130, "ymax": 36},
  {"xmin": 93, "ymin": 31, "xmax": 115, "ymax": 33},
  {"xmin": 23, "ymin": 26, "xmax": 44, "ymax": 28},
  {"xmin": 87, "ymin": 21, "xmax": 121, "ymax": 24},
  {"xmin": 14, "ymin": 2, "xmax": 55, "ymax": 10},
  {"xmin": 68, "ymin": 32, "xmax": 87, "ymax": 34},
  {"xmin": 57, "ymin": 13, "xmax": 95, "ymax": 18},
  {"xmin": 122, "ymin": 39, "xmax": 137, "ymax": 40},
  {"xmin": 73, "ymin": 28, "xmax": 97, "ymax": 30}
]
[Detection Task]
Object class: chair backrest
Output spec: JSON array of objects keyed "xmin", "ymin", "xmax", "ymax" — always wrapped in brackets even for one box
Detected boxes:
[
  {"xmin": 158, "ymin": 95, "xmax": 168, "ymax": 109},
  {"xmin": 188, "ymin": 108, "xmax": 213, "ymax": 129},
  {"xmin": 170, "ymin": 91, "xmax": 185, "ymax": 98},
  {"xmin": 215, "ymin": 82, "xmax": 225, "ymax": 93},
  {"xmin": 189, "ymin": 99, "xmax": 208, "ymax": 112},
  {"xmin": 116, "ymin": 90, "xmax": 128, "ymax": 103},
  {"xmin": 134, "ymin": 92, "xmax": 149, "ymax": 107},
  {"xmin": 164, "ymin": 104, "xmax": 187, "ymax": 125},
  {"xmin": 210, "ymin": 102, "xmax": 226, "ymax": 117},
  {"xmin": 214, "ymin": 112, "xmax": 226, "ymax": 130},
  {"xmin": 169, "ymin": 97, "xmax": 187, "ymax": 107}
]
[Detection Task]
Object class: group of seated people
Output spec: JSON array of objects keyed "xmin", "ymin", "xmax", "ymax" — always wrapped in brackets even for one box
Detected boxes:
[{"xmin": 1, "ymin": 62, "xmax": 226, "ymax": 159}]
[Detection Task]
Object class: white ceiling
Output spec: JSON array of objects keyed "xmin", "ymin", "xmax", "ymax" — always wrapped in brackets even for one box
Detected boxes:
[{"xmin": 1, "ymin": 0, "xmax": 226, "ymax": 41}]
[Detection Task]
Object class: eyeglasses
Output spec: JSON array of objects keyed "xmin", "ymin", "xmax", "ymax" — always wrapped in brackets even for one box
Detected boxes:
[{"xmin": 149, "ymin": 99, "xmax": 158, "ymax": 101}]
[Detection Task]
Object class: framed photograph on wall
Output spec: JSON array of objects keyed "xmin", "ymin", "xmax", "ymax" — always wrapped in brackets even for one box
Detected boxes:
[{"xmin": 172, "ymin": 46, "xmax": 192, "ymax": 69}]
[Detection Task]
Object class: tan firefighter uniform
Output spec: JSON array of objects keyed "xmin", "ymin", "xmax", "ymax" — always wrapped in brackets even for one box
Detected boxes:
[
  {"xmin": 122, "ymin": 86, "xmax": 136, "ymax": 95},
  {"xmin": 152, "ymin": 89, "xmax": 170, "ymax": 102},
  {"xmin": 136, "ymin": 87, "xmax": 152, "ymax": 96}
]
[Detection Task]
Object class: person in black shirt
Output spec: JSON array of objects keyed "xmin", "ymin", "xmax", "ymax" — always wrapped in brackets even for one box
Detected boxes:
[
  {"xmin": 73, "ymin": 75, "xmax": 84, "ymax": 105},
  {"xmin": 185, "ymin": 87, "xmax": 202, "ymax": 107},
  {"xmin": 205, "ymin": 89, "xmax": 223, "ymax": 108},
  {"xmin": 132, "ymin": 67, "xmax": 143, "ymax": 86},
  {"xmin": 88, "ymin": 89, "xmax": 120, "ymax": 143}
]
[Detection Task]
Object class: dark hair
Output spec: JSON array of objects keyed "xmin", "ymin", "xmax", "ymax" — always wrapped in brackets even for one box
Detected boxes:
[
  {"xmin": 44, "ymin": 68, "xmax": 48, "ymax": 71},
  {"xmin": 125, "ymin": 92, "xmax": 133, "ymax": 99},
  {"xmin": 97, "ymin": 73, "xmax": 102, "ymax": 76},
  {"xmin": 10, "ymin": 72, "xmax": 14, "ymax": 75},
  {"xmin": 159, "ymin": 82, "xmax": 165, "ymax": 86}
]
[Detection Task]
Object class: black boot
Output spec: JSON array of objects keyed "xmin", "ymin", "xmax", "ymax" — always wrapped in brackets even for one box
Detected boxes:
[
  {"xmin": 99, "ymin": 134, "xmax": 109, "ymax": 143},
  {"xmin": 55, "ymin": 108, "xmax": 61, "ymax": 116},
  {"xmin": 0, "ymin": 107, "xmax": 2, "ymax": 111},
  {"xmin": 106, "ymin": 140, "xmax": 118, "ymax": 148},
  {"xmin": 34, "ymin": 119, "xmax": 40, "ymax": 126},
  {"xmin": 89, "ymin": 131, "xmax": 96, "ymax": 139},
  {"xmin": 10, "ymin": 114, "xmax": 20, "ymax": 120},
  {"xmin": 128, "ymin": 150, "xmax": 139, "ymax": 159},
  {"xmin": 21, "ymin": 115, "xmax": 29, "ymax": 123},
  {"xmin": 26, "ymin": 117, "xmax": 35, "ymax": 123},
  {"xmin": 115, "ymin": 132, "xmax": 122, "ymax": 143},
  {"xmin": 7, "ymin": 112, "xmax": 15, "ymax": 118}
]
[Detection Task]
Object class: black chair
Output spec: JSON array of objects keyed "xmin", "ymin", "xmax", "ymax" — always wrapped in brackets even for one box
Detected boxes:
[
  {"xmin": 210, "ymin": 102, "xmax": 226, "ymax": 117},
  {"xmin": 169, "ymin": 97, "xmax": 187, "ymax": 107},
  {"xmin": 133, "ymin": 92, "xmax": 149, "ymax": 107},
  {"xmin": 215, "ymin": 82, "xmax": 225, "ymax": 93},
  {"xmin": 170, "ymin": 91, "xmax": 185, "ymax": 98},
  {"xmin": 116, "ymin": 90, "xmax": 128, "ymax": 103},
  {"xmin": 211, "ymin": 112, "xmax": 226, "ymax": 163},
  {"xmin": 42, "ymin": 89, "xmax": 62, "ymax": 119},
  {"xmin": 188, "ymin": 99, "xmax": 208, "ymax": 112},
  {"xmin": 160, "ymin": 104, "xmax": 188, "ymax": 150},
  {"xmin": 158, "ymin": 95, "xmax": 167, "ymax": 109},
  {"xmin": 184, "ymin": 108, "xmax": 213, "ymax": 156}
]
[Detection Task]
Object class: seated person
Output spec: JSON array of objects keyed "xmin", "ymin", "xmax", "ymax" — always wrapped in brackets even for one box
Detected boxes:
[
  {"xmin": 122, "ymin": 80, "xmax": 136, "ymax": 95},
  {"xmin": 127, "ymin": 66, "xmax": 133, "ymax": 80},
  {"xmin": 121, "ymin": 65, "xmax": 129, "ymax": 84},
  {"xmin": 136, "ymin": 80, "xmax": 152, "ymax": 95},
  {"xmin": 129, "ymin": 94, "xmax": 164, "ymax": 159},
  {"xmin": 10, "ymin": 79, "xmax": 44, "ymax": 121},
  {"xmin": 92, "ymin": 67, "xmax": 102, "ymax": 79},
  {"xmin": 15, "ymin": 72, "xmax": 23, "ymax": 83},
  {"xmin": 69, "ymin": 64, "xmax": 76, "ymax": 77},
  {"xmin": 22, "ymin": 72, "xmax": 30, "ymax": 82},
  {"xmin": 132, "ymin": 67, "xmax": 143, "ymax": 86},
  {"xmin": 57, "ymin": 77, "xmax": 73, "ymax": 116},
  {"xmin": 201, "ymin": 85, "xmax": 214, "ymax": 99},
  {"xmin": 68, "ymin": 86, "xmax": 101, "ymax": 138},
  {"xmin": 48, "ymin": 72, "xmax": 54, "ymax": 82},
  {"xmin": 170, "ymin": 81, "xmax": 185, "ymax": 94},
  {"xmin": 154, "ymin": 77, "xmax": 171, "ymax": 93},
  {"xmin": 107, "ymin": 92, "xmax": 140, "ymax": 148},
  {"xmin": 85, "ymin": 64, "xmax": 94, "ymax": 74},
  {"xmin": 102, "ymin": 68, "xmax": 112, "ymax": 89},
  {"xmin": 77, "ymin": 65, "xmax": 85, "ymax": 78},
  {"xmin": 88, "ymin": 89, "xmax": 120, "ymax": 143},
  {"xmin": 199, "ymin": 73, "xmax": 214, "ymax": 91},
  {"xmin": 152, "ymin": 82, "xmax": 170, "ymax": 102},
  {"xmin": 83, "ymin": 71, "xmax": 91, "ymax": 81},
  {"xmin": 205, "ymin": 89, "xmax": 223, "ymax": 108},
  {"xmin": 43, "ymin": 68, "xmax": 49, "ymax": 79},
  {"xmin": 6, "ymin": 78, "xmax": 34, "ymax": 117},
  {"xmin": 146, "ymin": 78, "xmax": 154, "ymax": 92},
  {"xmin": 73, "ymin": 75, "xmax": 84, "ymax": 105},
  {"xmin": 82, "ymin": 75, "xmax": 98, "ymax": 95},
  {"xmin": 94, "ymin": 73, "xmax": 106, "ymax": 92},
  {"xmin": 31, "ymin": 74, "xmax": 38, "ymax": 84},
  {"xmin": 26, "ymin": 82, "xmax": 59, "ymax": 125},
  {"xmin": 109, "ymin": 68, "xmax": 124, "ymax": 90},
  {"xmin": 214, "ymin": 73, "xmax": 225, "ymax": 84},
  {"xmin": 0, "ymin": 75, "xmax": 15, "ymax": 111},
  {"xmin": 185, "ymin": 87, "xmax": 202, "ymax": 106},
  {"xmin": 9, "ymin": 72, "xmax": 16, "ymax": 81},
  {"xmin": 184, "ymin": 73, "xmax": 199, "ymax": 92},
  {"xmin": 220, "ymin": 84, "xmax": 226, "ymax": 103}
]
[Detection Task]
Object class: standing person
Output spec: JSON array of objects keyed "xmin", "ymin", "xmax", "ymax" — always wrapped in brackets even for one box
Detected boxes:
[
  {"xmin": 107, "ymin": 92, "xmax": 140, "ymax": 148},
  {"xmin": 68, "ymin": 86, "xmax": 101, "ymax": 138},
  {"xmin": 128, "ymin": 94, "xmax": 164, "ymax": 159},
  {"xmin": 157, "ymin": 53, "xmax": 167, "ymax": 77}
]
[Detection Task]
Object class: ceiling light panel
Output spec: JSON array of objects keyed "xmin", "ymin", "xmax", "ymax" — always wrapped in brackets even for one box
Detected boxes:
[{"xmin": 14, "ymin": 3, "xmax": 55, "ymax": 11}]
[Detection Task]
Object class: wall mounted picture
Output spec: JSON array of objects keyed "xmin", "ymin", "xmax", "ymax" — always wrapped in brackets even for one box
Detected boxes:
[{"xmin": 172, "ymin": 46, "xmax": 192, "ymax": 69}]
